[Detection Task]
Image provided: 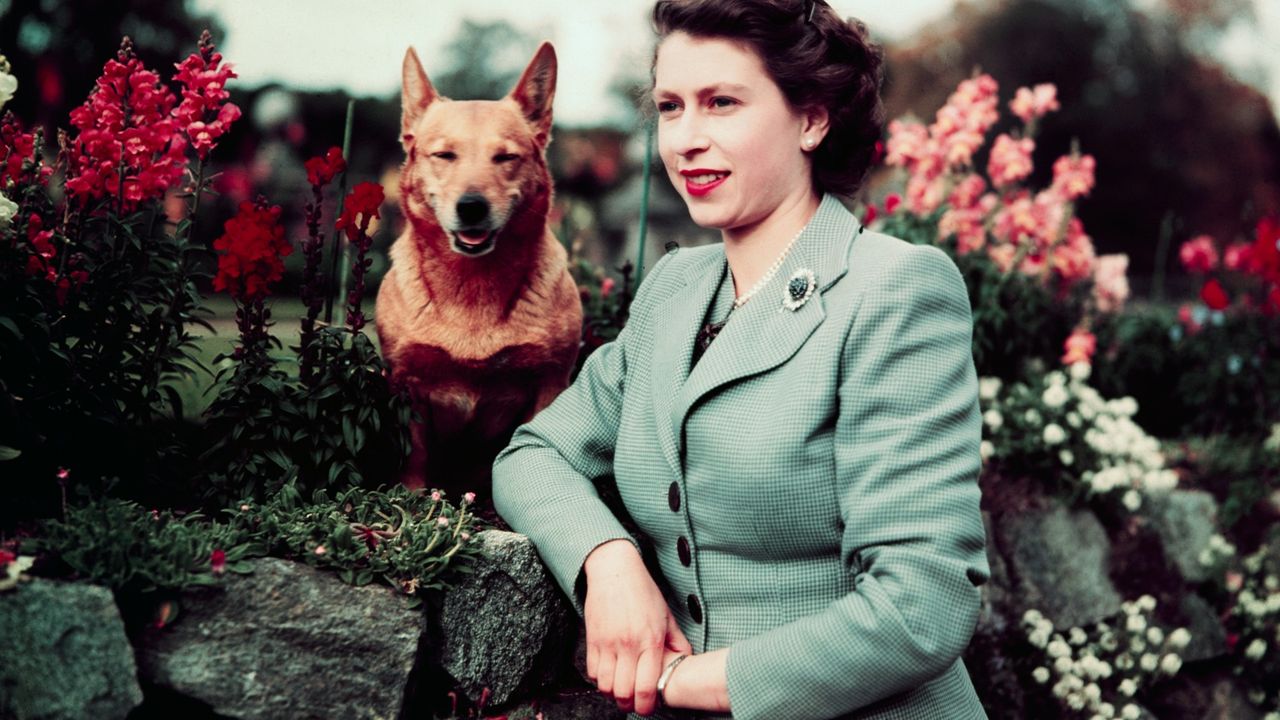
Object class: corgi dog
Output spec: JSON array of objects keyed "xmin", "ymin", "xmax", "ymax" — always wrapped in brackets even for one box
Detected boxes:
[{"xmin": 376, "ymin": 42, "xmax": 582, "ymax": 497}]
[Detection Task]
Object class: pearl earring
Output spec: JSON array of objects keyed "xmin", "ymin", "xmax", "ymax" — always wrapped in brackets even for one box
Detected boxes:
[{"xmin": 804, "ymin": 138, "xmax": 815, "ymax": 149}]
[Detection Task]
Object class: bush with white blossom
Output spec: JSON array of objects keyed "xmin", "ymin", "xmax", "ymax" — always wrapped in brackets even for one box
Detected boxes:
[
  {"xmin": 1020, "ymin": 597, "xmax": 1191, "ymax": 719},
  {"xmin": 980, "ymin": 362, "xmax": 1176, "ymax": 510},
  {"xmin": 1216, "ymin": 538, "xmax": 1280, "ymax": 714}
]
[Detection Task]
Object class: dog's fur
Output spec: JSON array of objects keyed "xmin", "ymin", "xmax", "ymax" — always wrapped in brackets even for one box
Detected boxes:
[{"xmin": 376, "ymin": 43, "xmax": 582, "ymax": 495}]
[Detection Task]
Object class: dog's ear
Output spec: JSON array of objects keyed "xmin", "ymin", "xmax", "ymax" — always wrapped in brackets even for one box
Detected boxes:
[
  {"xmin": 402, "ymin": 47, "xmax": 438, "ymax": 149},
  {"xmin": 509, "ymin": 42, "xmax": 557, "ymax": 144}
]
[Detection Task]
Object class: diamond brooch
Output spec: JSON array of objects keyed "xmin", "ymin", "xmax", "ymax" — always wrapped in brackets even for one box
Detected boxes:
[{"xmin": 782, "ymin": 268, "xmax": 816, "ymax": 311}]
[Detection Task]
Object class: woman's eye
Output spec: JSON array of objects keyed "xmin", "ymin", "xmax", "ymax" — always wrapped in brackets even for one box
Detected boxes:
[
  {"xmin": 431, "ymin": 151, "xmax": 457, "ymax": 161},
  {"xmin": 494, "ymin": 153, "xmax": 520, "ymax": 163},
  {"xmin": 710, "ymin": 96, "xmax": 737, "ymax": 109},
  {"xmin": 656, "ymin": 101, "xmax": 680, "ymax": 114}
]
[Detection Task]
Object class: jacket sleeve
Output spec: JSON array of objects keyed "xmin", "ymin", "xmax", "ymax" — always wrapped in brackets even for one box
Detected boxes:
[
  {"xmin": 723, "ymin": 243, "xmax": 990, "ymax": 719},
  {"xmin": 492, "ymin": 251, "xmax": 675, "ymax": 618}
]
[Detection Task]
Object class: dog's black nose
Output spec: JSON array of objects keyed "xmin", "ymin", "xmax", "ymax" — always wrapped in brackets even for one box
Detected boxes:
[{"xmin": 456, "ymin": 193, "xmax": 490, "ymax": 226}]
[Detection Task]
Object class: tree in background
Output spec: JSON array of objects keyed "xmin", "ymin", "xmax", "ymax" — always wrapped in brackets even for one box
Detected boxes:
[{"xmin": 0, "ymin": 0, "xmax": 224, "ymax": 131}]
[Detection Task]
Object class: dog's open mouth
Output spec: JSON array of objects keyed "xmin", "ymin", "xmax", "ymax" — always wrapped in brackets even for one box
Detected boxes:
[{"xmin": 451, "ymin": 229, "xmax": 497, "ymax": 256}]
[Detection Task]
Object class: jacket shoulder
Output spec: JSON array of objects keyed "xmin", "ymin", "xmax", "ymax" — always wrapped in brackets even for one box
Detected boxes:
[{"xmin": 846, "ymin": 229, "xmax": 960, "ymax": 287}]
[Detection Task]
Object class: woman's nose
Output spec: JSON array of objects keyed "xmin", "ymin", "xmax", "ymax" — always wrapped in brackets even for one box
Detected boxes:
[{"xmin": 667, "ymin": 113, "xmax": 710, "ymax": 157}]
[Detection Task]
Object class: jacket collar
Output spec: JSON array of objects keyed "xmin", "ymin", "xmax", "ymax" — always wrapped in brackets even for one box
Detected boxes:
[{"xmin": 650, "ymin": 193, "xmax": 865, "ymax": 479}]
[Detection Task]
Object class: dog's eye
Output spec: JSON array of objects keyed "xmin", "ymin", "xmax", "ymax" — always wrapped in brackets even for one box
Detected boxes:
[
  {"xmin": 431, "ymin": 151, "xmax": 457, "ymax": 161},
  {"xmin": 493, "ymin": 153, "xmax": 521, "ymax": 163}
]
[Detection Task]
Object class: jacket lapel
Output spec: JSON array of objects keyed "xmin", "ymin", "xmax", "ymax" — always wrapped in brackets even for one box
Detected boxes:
[
  {"xmin": 668, "ymin": 194, "xmax": 863, "ymax": 464},
  {"xmin": 651, "ymin": 250, "xmax": 724, "ymax": 480}
]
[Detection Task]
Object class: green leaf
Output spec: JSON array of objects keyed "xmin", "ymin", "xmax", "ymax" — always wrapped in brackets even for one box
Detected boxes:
[{"xmin": 0, "ymin": 446, "xmax": 21, "ymax": 461}]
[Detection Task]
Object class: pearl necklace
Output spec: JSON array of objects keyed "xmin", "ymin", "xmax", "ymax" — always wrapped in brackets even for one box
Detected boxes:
[{"xmin": 731, "ymin": 223, "xmax": 808, "ymax": 309}]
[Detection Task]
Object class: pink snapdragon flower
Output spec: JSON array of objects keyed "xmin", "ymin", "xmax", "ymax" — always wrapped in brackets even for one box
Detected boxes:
[
  {"xmin": 173, "ymin": 31, "xmax": 241, "ymax": 160},
  {"xmin": 1179, "ymin": 235, "xmax": 1219, "ymax": 274},
  {"xmin": 1051, "ymin": 153, "xmax": 1096, "ymax": 200},
  {"xmin": 1009, "ymin": 83, "xmax": 1060, "ymax": 123},
  {"xmin": 1093, "ymin": 254, "xmax": 1131, "ymax": 313},
  {"xmin": 987, "ymin": 134, "xmax": 1035, "ymax": 187}
]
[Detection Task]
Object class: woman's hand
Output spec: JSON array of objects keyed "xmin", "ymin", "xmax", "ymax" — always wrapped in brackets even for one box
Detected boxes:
[{"xmin": 583, "ymin": 539, "xmax": 693, "ymax": 715}]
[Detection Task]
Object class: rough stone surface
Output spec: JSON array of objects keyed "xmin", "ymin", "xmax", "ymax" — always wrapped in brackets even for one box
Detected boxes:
[
  {"xmin": 131, "ymin": 557, "xmax": 422, "ymax": 720},
  {"xmin": 994, "ymin": 500, "xmax": 1123, "ymax": 628},
  {"xmin": 1178, "ymin": 593, "xmax": 1228, "ymax": 663},
  {"xmin": 0, "ymin": 578, "xmax": 143, "ymax": 720},
  {"xmin": 432, "ymin": 530, "xmax": 577, "ymax": 707},
  {"xmin": 1147, "ymin": 490, "xmax": 1219, "ymax": 584},
  {"xmin": 1149, "ymin": 668, "xmax": 1266, "ymax": 720}
]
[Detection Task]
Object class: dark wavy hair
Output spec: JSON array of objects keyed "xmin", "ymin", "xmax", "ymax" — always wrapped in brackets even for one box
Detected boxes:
[{"xmin": 650, "ymin": 0, "xmax": 885, "ymax": 198}]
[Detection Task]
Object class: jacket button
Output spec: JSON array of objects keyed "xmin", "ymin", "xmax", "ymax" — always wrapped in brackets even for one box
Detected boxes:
[
  {"xmin": 668, "ymin": 482, "xmax": 680, "ymax": 512},
  {"xmin": 687, "ymin": 594, "xmax": 703, "ymax": 624},
  {"xmin": 677, "ymin": 537, "xmax": 691, "ymax": 566}
]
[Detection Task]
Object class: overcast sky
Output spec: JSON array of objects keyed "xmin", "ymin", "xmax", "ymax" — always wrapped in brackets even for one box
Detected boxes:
[{"xmin": 191, "ymin": 0, "xmax": 1280, "ymax": 126}]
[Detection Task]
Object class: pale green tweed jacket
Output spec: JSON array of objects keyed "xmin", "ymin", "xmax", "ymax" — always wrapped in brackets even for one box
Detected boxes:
[{"xmin": 492, "ymin": 194, "xmax": 990, "ymax": 720}]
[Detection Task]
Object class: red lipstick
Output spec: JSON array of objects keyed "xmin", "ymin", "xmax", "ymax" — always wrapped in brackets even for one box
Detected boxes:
[{"xmin": 681, "ymin": 169, "xmax": 730, "ymax": 197}]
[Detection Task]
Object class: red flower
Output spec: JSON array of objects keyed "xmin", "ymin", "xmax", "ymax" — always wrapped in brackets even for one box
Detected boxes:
[
  {"xmin": 1061, "ymin": 327, "xmax": 1097, "ymax": 365},
  {"xmin": 863, "ymin": 204, "xmax": 878, "ymax": 225},
  {"xmin": 210, "ymin": 548, "xmax": 226, "ymax": 576},
  {"xmin": 305, "ymin": 147, "xmax": 347, "ymax": 188},
  {"xmin": 64, "ymin": 38, "xmax": 186, "ymax": 208},
  {"xmin": 1200, "ymin": 278, "xmax": 1230, "ymax": 310},
  {"xmin": 56, "ymin": 466, "xmax": 70, "ymax": 481},
  {"xmin": 0, "ymin": 549, "xmax": 15, "ymax": 567},
  {"xmin": 172, "ymin": 31, "xmax": 240, "ymax": 161},
  {"xmin": 1252, "ymin": 215, "xmax": 1280, "ymax": 284},
  {"xmin": 336, "ymin": 181, "xmax": 384, "ymax": 236},
  {"xmin": 1179, "ymin": 235, "xmax": 1219, "ymax": 274},
  {"xmin": 212, "ymin": 199, "xmax": 292, "ymax": 301},
  {"xmin": 884, "ymin": 193, "xmax": 902, "ymax": 214}
]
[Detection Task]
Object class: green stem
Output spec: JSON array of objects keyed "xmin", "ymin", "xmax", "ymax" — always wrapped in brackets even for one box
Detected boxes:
[
  {"xmin": 325, "ymin": 100, "xmax": 356, "ymax": 326},
  {"xmin": 634, "ymin": 120, "xmax": 655, "ymax": 287}
]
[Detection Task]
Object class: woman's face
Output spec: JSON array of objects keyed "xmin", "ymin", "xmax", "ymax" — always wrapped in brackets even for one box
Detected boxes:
[{"xmin": 653, "ymin": 32, "xmax": 817, "ymax": 233}]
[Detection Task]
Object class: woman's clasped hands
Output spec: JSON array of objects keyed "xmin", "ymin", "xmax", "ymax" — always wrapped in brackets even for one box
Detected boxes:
[{"xmin": 582, "ymin": 539, "xmax": 696, "ymax": 716}]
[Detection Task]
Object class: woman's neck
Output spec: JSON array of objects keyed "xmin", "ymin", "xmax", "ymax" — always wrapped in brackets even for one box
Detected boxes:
[{"xmin": 722, "ymin": 190, "xmax": 822, "ymax": 300}]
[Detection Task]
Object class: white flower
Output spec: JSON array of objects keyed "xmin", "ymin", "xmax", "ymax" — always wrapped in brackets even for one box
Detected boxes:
[
  {"xmin": 1168, "ymin": 628, "xmax": 1191, "ymax": 649},
  {"xmin": 983, "ymin": 409, "xmax": 1003, "ymax": 431},
  {"xmin": 1046, "ymin": 370, "xmax": 1068, "ymax": 387},
  {"xmin": 1057, "ymin": 449, "xmax": 1074, "ymax": 466},
  {"xmin": 0, "ymin": 68, "xmax": 17, "ymax": 109},
  {"xmin": 1084, "ymin": 682, "xmax": 1101, "ymax": 701},
  {"xmin": 980, "ymin": 440, "xmax": 995, "ymax": 462},
  {"xmin": 1043, "ymin": 423, "xmax": 1067, "ymax": 445},
  {"xmin": 1145, "ymin": 627, "xmax": 1164, "ymax": 645},
  {"xmin": 0, "ymin": 191, "xmax": 17, "ymax": 229},
  {"xmin": 1244, "ymin": 638, "xmax": 1267, "ymax": 660},
  {"xmin": 979, "ymin": 377, "xmax": 1002, "ymax": 402},
  {"xmin": 1022, "ymin": 609, "xmax": 1044, "ymax": 625},
  {"xmin": 1141, "ymin": 648, "xmax": 1162, "ymax": 671},
  {"xmin": 1265, "ymin": 423, "xmax": 1280, "ymax": 453},
  {"xmin": 1032, "ymin": 666, "xmax": 1051, "ymax": 684},
  {"xmin": 1098, "ymin": 702, "xmax": 1115, "ymax": 719},
  {"xmin": 1122, "ymin": 489, "xmax": 1142, "ymax": 511},
  {"xmin": 1139, "ymin": 594, "xmax": 1156, "ymax": 611},
  {"xmin": 1069, "ymin": 627, "xmax": 1089, "ymax": 646},
  {"xmin": 1067, "ymin": 411, "xmax": 1083, "ymax": 428},
  {"xmin": 1042, "ymin": 384, "xmax": 1069, "ymax": 410},
  {"xmin": 1121, "ymin": 704, "xmax": 1141, "ymax": 720},
  {"xmin": 1048, "ymin": 638, "xmax": 1072, "ymax": 658},
  {"xmin": 1069, "ymin": 362, "xmax": 1092, "ymax": 383},
  {"xmin": 1029, "ymin": 627, "xmax": 1051, "ymax": 648},
  {"xmin": 1126, "ymin": 612, "xmax": 1147, "ymax": 633},
  {"xmin": 1160, "ymin": 653, "xmax": 1181, "ymax": 675},
  {"xmin": 1067, "ymin": 693, "xmax": 1086, "ymax": 710},
  {"xmin": 1054, "ymin": 656, "xmax": 1074, "ymax": 674},
  {"xmin": 1118, "ymin": 678, "xmax": 1137, "ymax": 697},
  {"xmin": 1024, "ymin": 408, "xmax": 1043, "ymax": 426}
]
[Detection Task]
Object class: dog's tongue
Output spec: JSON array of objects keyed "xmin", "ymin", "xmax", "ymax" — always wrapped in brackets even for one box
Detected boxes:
[{"xmin": 457, "ymin": 231, "xmax": 488, "ymax": 246}]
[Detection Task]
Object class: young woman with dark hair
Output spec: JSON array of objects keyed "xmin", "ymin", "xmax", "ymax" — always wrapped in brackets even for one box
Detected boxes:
[{"xmin": 493, "ymin": 2, "xmax": 990, "ymax": 718}]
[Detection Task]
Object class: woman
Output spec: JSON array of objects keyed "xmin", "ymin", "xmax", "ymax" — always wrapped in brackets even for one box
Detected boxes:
[{"xmin": 492, "ymin": 1, "xmax": 991, "ymax": 718}]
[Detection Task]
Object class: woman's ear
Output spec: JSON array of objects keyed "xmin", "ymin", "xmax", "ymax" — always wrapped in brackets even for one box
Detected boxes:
[{"xmin": 800, "ymin": 106, "xmax": 831, "ymax": 151}]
